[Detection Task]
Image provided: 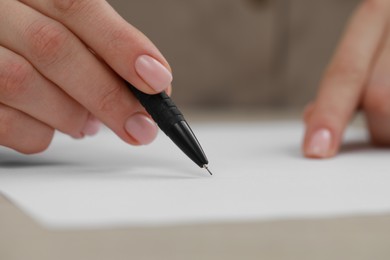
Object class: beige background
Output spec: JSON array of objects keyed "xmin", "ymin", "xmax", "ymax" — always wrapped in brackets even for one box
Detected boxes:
[{"xmin": 108, "ymin": 0, "xmax": 360, "ymax": 110}]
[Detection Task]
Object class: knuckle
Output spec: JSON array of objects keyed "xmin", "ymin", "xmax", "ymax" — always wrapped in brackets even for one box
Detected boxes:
[
  {"xmin": 0, "ymin": 59, "xmax": 33, "ymax": 101},
  {"xmin": 325, "ymin": 63, "xmax": 366, "ymax": 85},
  {"xmin": 52, "ymin": 0, "xmax": 93, "ymax": 16},
  {"xmin": 24, "ymin": 20, "xmax": 71, "ymax": 67},
  {"xmin": 96, "ymin": 81, "xmax": 124, "ymax": 113},
  {"xmin": 106, "ymin": 30, "xmax": 127, "ymax": 56},
  {"xmin": 106, "ymin": 27, "xmax": 141, "ymax": 56},
  {"xmin": 363, "ymin": 86, "xmax": 390, "ymax": 116},
  {"xmin": 106, "ymin": 28, "xmax": 128, "ymax": 55}
]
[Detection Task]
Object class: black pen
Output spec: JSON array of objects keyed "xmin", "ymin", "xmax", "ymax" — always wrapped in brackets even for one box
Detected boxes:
[{"xmin": 126, "ymin": 82, "xmax": 212, "ymax": 175}]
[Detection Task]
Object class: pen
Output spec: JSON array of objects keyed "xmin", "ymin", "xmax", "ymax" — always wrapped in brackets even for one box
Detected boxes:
[{"xmin": 126, "ymin": 81, "xmax": 212, "ymax": 175}]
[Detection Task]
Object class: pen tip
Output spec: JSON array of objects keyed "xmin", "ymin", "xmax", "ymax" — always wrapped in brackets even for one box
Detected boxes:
[{"xmin": 203, "ymin": 165, "xmax": 213, "ymax": 175}]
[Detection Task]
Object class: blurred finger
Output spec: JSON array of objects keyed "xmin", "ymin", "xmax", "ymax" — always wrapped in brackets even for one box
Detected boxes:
[
  {"xmin": 0, "ymin": 103, "xmax": 54, "ymax": 154},
  {"xmin": 303, "ymin": 102, "xmax": 314, "ymax": 124},
  {"xmin": 303, "ymin": 0, "xmax": 388, "ymax": 158},
  {"xmin": 363, "ymin": 30, "xmax": 390, "ymax": 145},
  {"xmin": 20, "ymin": 0, "xmax": 173, "ymax": 94}
]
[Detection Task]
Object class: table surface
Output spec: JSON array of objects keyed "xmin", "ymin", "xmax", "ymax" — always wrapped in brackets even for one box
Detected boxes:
[{"xmin": 1, "ymin": 112, "xmax": 389, "ymax": 260}]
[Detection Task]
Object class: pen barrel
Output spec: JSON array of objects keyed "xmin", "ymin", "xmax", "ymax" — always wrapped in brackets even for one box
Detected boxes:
[
  {"xmin": 126, "ymin": 83, "xmax": 185, "ymax": 132},
  {"xmin": 127, "ymin": 81, "xmax": 209, "ymax": 168}
]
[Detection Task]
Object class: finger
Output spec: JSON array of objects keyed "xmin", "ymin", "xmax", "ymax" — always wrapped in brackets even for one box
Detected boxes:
[
  {"xmin": 303, "ymin": 0, "xmax": 388, "ymax": 158},
  {"xmin": 0, "ymin": 0, "xmax": 158, "ymax": 145},
  {"xmin": 20, "ymin": 0, "xmax": 173, "ymax": 94},
  {"xmin": 303, "ymin": 102, "xmax": 314, "ymax": 124},
  {"xmin": 0, "ymin": 103, "xmax": 54, "ymax": 154},
  {"xmin": 363, "ymin": 31, "xmax": 390, "ymax": 145},
  {"xmin": 0, "ymin": 45, "xmax": 90, "ymax": 138}
]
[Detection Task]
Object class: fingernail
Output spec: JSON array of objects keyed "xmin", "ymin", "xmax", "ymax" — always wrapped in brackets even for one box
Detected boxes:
[
  {"xmin": 82, "ymin": 115, "xmax": 101, "ymax": 136},
  {"xmin": 135, "ymin": 55, "xmax": 172, "ymax": 92},
  {"xmin": 307, "ymin": 129, "xmax": 332, "ymax": 158},
  {"xmin": 71, "ymin": 133, "xmax": 85, "ymax": 139},
  {"xmin": 125, "ymin": 113, "xmax": 158, "ymax": 145}
]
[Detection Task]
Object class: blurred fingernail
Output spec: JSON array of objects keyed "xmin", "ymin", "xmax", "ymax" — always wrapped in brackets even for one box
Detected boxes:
[
  {"xmin": 82, "ymin": 116, "xmax": 101, "ymax": 136},
  {"xmin": 125, "ymin": 113, "xmax": 158, "ymax": 145},
  {"xmin": 135, "ymin": 55, "xmax": 172, "ymax": 92},
  {"xmin": 72, "ymin": 133, "xmax": 85, "ymax": 139},
  {"xmin": 307, "ymin": 129, "xmax": 332, "ymax": 158}
]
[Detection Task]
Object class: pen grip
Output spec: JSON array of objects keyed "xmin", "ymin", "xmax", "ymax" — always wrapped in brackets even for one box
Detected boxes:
[{"xmin": 126, "ymin": 82, "xmax": 185, "ymax": 132}]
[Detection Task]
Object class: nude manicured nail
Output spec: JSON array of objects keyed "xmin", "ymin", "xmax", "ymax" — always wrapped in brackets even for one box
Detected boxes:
[
  {"xmin": 72, "ymin": 133, "xmax": 85, "ymax": 139},
  {"xmin": 135, "ymin": 55, "xmax": 172, "ymax": 92},
  {"xmin": 125, "ymin": 113, "xmax": 158, "ymax": 145},
  {"xmin": 82, "ymin": 116, "xmax": 101, "ymax": 136},
  {"xmin": 307, "ymin": 129, "xmax": 332, "ymax": 158}
]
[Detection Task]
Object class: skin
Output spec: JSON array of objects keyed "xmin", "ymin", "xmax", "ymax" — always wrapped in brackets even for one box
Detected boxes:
[
  {"xmin": 0, "ymin": 0, "xmax": 172, "ymax": 154},
  {"xmin": 303, "ymin": 0, "xmax": 390, "ymax": 158}
]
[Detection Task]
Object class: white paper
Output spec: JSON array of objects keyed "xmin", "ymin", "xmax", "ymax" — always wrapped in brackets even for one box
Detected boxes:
[{"xmin": 1, "ymin": 121, "xmax": 390, "ymax": 229}]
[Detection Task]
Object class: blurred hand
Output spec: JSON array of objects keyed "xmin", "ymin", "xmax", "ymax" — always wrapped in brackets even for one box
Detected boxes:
[
  {"xmin": 0, "ymin": 0, "xmax": 172, "ymax": 154},
  {"xmin": 303, "ymin": 0, "xmax": 390, "ymax": 158}
]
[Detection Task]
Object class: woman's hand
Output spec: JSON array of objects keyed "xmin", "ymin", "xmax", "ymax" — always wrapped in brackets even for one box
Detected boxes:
[
  {"xmin": 303, "ymin": 0, "xmax": 390, "ymax": 158},
  {"xmin": 0, "ymin": 0, "xmax": 172, "ymax": 153}
]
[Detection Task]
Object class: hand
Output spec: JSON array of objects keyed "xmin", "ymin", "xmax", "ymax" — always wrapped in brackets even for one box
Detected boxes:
[
  {"xmin": 303, "ymin": 0, "xmax": 390, "ymax": 158},
  {"xmin": 0, "ymin": 0, "xmax": 172, "ymax": 153}
]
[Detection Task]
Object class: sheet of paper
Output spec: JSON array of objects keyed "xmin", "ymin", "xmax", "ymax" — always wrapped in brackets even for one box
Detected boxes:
[{"xmin": 0, "ymin": 121, "xmax": 390, "ymax": 229}]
